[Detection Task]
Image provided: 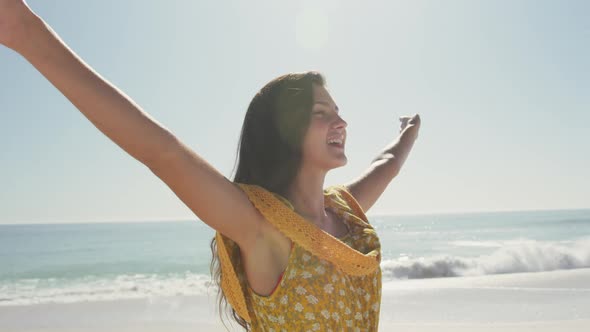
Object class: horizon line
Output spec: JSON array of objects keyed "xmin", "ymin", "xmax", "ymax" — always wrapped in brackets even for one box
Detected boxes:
[{"xmin": 1, "ymin": 206, "xmax": 589, "ymax": 226}]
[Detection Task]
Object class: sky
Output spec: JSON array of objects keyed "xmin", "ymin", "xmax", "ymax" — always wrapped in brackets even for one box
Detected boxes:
[{"xmin": 0, "ymin": 0, "xmax": 588, "ymax": 224}]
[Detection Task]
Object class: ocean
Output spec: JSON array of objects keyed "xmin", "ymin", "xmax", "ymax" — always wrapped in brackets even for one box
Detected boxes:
[{"xmin": 1, "ymin": 209, "xmax": 589, "ymax": 306}]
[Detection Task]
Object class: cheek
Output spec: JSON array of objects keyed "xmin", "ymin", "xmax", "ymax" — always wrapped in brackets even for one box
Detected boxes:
[
  {"xmin": 304, "ymin": 126, "xmax": 327, "ymax": 148},
  {"xmin": 301, "ymin": 130, "xmax": 327, "ymax": 157},
  {"xmin": 307, "ymin": 121, "xmax": 329, "ymax": 138}
]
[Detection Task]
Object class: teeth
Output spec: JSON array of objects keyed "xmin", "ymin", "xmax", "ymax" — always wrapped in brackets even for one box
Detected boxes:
[
  {"xmin": 327, "ymin": 134, "xmax": 345, "ymax": 145},
  {"xmin": 328, "ymin": 139, "xmax": 343, "ymax": 144}
]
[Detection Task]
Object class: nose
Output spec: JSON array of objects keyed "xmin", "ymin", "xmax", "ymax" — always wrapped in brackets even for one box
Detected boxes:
[{"xmin": 332, "ymin": 113, "xmax": 347, "ymax": 129}]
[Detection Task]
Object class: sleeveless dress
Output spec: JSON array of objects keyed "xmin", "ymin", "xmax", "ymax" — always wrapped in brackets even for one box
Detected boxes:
[{"xmin": 217, "ymin": 184, "xmax": 382, "ymax": 332}]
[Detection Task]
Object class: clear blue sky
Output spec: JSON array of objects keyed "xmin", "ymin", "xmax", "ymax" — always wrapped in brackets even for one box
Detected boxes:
[{"xmin": 1, "ymin": 0, "xmax": 588, "ymax": 224}]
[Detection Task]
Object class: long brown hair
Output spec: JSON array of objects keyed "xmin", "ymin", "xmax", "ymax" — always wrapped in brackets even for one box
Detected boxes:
[{"xmin": 209, "ymin": 71, "xmax": 326, "ymax": 331}]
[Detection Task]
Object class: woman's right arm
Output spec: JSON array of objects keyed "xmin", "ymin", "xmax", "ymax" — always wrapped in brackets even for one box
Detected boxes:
[{"xmin": 0, "ymin": 1, "xmax": 265, "ymax": 252}]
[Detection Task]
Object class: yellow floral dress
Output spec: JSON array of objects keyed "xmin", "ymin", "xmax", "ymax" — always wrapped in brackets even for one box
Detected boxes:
[{"xmin": 237, "ymin": 185, "xmax": 383, "ymax": 331}]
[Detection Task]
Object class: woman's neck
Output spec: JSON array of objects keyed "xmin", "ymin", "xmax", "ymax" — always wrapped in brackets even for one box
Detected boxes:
[{"xmin": 287, "ymin": 169, "xmax": 328, "ymax": 226}]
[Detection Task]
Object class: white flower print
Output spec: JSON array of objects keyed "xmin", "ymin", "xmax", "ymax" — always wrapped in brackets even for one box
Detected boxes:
[
  {"xmin": 295, "ymin": 303, "xmax": 304, "ymax": 312},
  {"xmin": 331, "ymin": 275, "xmax": 338, "ymax": 283},
  {"xmin": 321, "ymin": 310, "xmax": 330, "ymax": 319},
  {"xmin": 364, "ymin": 293, "xmax": 371, "ymax": 302},
  {"xmin": 306, "ymin": 294, "xmax": 319, "ymax": 305},
  {"xmin": 312, "ymin": 323, "xmax": 320, "ymax": 331},
  {"xmin": 305, "ymin": 312, "xmax": 316, "ymax": 320},
  {"xmin": 345, "ymin": 307, "xmax": 352, "ymax": 315},
  {"xmin": 269, "ymin": 302, "xmax": 276, "ymax": 309},
  {"xmin": 346, "ymin": 320, "xmax": 353, "ymax": 327},
  {"xmin": 269, "ymin": 328, "xmax": 275, "ymax": 332},
  {"xmin": 280, "ymin": 295, "xmax": 288, "ymax": 305},
  {"xmin": 301, "ymin": 271, "xmax": 313, "ymax": 279},
  {"xmin": 354, "ymin": 312, "xmax": 362, "ymax": 320},
  {"xmin": 323, "ymin": 283, "xmax": 334, "ymax": 294},
  {"xmin": 302, "ymin": 254, "xmax": 311, "ymax": 262},
  {"xmin": 372, "ymin": 302, "xmax": 379, "ymax": 312},
  {"xmin": 337, "ymin": 301, "xmax": 344, "ymax": 309},
  {"xmin": 354, "ymin": 328, "xmax": 361, "ymax": 332},
  {"xmin": 363, "ymin": 311, "xmax": 369, "ymax": 319},
  {"xmin": 295, "ymin": 286, "xmax": 307, "ymax": 295},
  {"xmin": 331, "ymin": 312, "xmax": 340, "ymax": 321},
  {"xmin": 373, "ymin": 277, "xmax": 377, "ymax": 287},
  {"xmin": 277, "ymin": 315, "xmax": 285, "ymax": 324},
  {"xmin": 314, "ymin": 265, "xmax": 326, "ymax": 274},
  {"xmin": 339, "ymin": 289, "xmax": 346, "ymax": 296},
  {"xmin": 356, "ymin": 300, "xmax": 362, "ymax": 309},
  {"xmin": 288, "ymin": 268, "xmax": 298, "ymax": 280}
]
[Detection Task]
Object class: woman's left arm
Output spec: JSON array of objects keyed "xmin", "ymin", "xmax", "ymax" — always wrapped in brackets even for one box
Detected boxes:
[{"xmin": 343, "ymin": 114, "xmax": 420, "ymax": 213}]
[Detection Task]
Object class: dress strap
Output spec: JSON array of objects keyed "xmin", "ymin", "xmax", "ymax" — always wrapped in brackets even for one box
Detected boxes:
[{"xmin": 235, "ymin": 183, "xmax": 380, "ymax": 276}]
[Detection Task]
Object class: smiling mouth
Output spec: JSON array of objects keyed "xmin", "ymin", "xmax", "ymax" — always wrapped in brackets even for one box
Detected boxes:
[
  {"xmin": 327, "ymin": 142, "xmax": 344, "ymax": 149},
  {"xmin": 327, "ymin": 132, "xmax": 346, "ymax": 149}
]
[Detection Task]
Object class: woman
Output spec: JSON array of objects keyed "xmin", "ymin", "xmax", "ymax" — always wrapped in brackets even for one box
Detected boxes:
[{"xmin": 0, "ymin": 1, "xmax": 420, "ymax": 330}]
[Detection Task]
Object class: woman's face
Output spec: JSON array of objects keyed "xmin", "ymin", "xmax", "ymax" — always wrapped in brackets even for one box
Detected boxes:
[{"xmin": 301, "ymin": 83, "xmax": 348, "ymax": 171}]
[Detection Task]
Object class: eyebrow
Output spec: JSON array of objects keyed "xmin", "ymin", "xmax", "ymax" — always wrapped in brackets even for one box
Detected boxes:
[{"xmin": 314, "ymin": 101, "xmax": 339, "ymax": 112}]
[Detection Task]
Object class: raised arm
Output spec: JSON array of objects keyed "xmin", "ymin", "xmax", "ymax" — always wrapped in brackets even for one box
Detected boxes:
[
  {"xmin": 0, "ymin": 1, "xmax": 265, "ymax": 253},
  {"xmin": 344, "ymin": 114, "xmax": 420, "ymax": 212}
]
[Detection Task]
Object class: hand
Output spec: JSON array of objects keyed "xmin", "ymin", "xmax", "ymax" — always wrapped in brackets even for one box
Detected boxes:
[
  {"xmin": 399, "ymin": 113, "xmax": 421, "ymax": 140},
  {"xmin": 0, "ymin": 0, "xmax": 37, "ymax": 52}
]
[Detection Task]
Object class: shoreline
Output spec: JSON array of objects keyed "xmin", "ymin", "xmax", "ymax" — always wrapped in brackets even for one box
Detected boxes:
[{"xmin": 1, "ymin": 268, "xmax": 589, "ymax": 331}]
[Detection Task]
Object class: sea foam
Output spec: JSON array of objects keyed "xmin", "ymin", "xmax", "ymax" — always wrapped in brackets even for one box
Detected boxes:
[
  {"xmin": 3, "ymin": 238, "xmax": 589, "ymax": 305},
  {"xmin": 0, "ymin": 272, "xmax": 216, "ymax": 306},
  {"xmin": 381, "ymin": 237, "xmax": 590, "ymax": 280}
]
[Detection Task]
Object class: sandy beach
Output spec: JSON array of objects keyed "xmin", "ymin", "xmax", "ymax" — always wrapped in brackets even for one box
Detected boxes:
[{"xmin": 1, "ymin": 268, "xmax": 589, "ymax": 331}]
